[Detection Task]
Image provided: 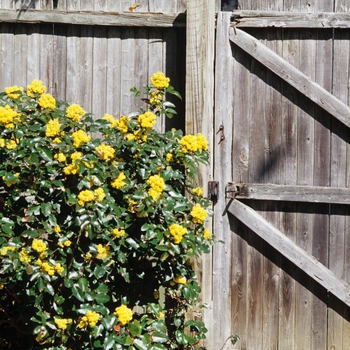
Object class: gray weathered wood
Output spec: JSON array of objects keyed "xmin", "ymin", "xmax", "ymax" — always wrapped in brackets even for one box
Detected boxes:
[
  {"xmin": 233, "ymin": 10, "xmax": 350, "ymax": 28},
  {"xmin": 228, "ymin": 183, "xmax": 350, "ymax": 204},
  {"xmin": 0, "ymin": 9, "xmax": 186, "ymax": 27},
  {"xmin": 227, "ymin": 199, "xmax": 350, "ymax": 308},
  {"xmin": 229, "ymin": 27, "xmax": 350, "ymax": 130}
]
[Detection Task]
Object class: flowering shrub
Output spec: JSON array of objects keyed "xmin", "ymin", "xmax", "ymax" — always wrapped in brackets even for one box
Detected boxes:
[{"xmin": 0, "ymin": 72, "xmax": 213, "ymax": 349}]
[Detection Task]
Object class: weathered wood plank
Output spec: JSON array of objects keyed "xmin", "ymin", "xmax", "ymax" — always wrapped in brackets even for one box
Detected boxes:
[
  {"xmin": 227, "ymin": 199, "xmax": 350, "ymax": 308},
  {"xmin": 229, "ymin": 27, "xmax": 350, "ymax": 130},
  {"xmin": 233, "ymin": 11, "xmax": 350, "ymax": 28},
  {"xmin": 213, "ymin": 12, "xmax": 234, "ymax": 350},
  {"xmin": 0, "ymin": 9, "xmax": 186, "ymax": 27},
  {"xmin": 228, "ymin": 183, "xmax": 350, "ymax": 204}
]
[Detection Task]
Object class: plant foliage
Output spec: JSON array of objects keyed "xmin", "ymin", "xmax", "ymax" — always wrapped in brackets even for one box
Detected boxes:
[{"xmin": 0, "ymin": 72, "xmax": 214, "ymax": 349}]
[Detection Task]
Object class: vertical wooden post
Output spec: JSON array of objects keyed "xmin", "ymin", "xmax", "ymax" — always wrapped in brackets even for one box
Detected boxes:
[{"xmin": 186, "ymin": 1, "xmax": 216, "ymax": 348}]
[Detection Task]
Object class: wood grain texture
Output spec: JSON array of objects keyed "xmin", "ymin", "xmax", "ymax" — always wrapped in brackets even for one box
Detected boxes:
[
  {"xmin": 227, "ymin": 199, "xmax": 350, "ymax": 308},
  {"xmin": 0, "ymin": 9, "xmax": 186, "ymax": 27},
  {"xmin": 229, "ymin": 27, "xmax": 350, "ymax": 130}
]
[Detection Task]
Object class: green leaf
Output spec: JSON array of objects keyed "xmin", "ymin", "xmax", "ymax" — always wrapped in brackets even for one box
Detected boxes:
[
  {"xmin": 133, "ymin": 338, "xmax": 148, "ymax": 350},
  {"xmin": 40, "ymin": 202, "xmax": 51, "ymax": 217},
  {"xmin": 129, "ymin": 320, "xmax": 142, "ymax": 337},
  {"xmin": 104, "ymin": 334, "xmax": 115, "ymax": 350},
  {"xmin": 78, "ymin": 277, "xmax": 88, "ymax": 292},
  {"xmin": 151, "ymin": 331, "xmax": 168, "ymax": 343},
  {"xmin": 39, "ymin": 147, "xmax": 53, "ymax": 161},
  {"xmin": 72, "ymin": 283, "xmax": 85, "ymax": 302},
  {"xmin": 102, "ymin": 314, "xmax": 117, "ymax": 330},
  {"xmin": 126, "ymin": 237, "xmax": 139, "ymax": 249},
  {"xmin": 95, "ymin": 293, "xmax": 110, "ymax": 304},
  {"xmin": 94, "ymin": 265, "xmax": 106, "ymax": 279}
]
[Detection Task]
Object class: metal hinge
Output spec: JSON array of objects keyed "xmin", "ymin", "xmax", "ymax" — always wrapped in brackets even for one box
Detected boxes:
[{"xmin": 225, "ymin": 182, "xmax": 238, "ymax": 199}]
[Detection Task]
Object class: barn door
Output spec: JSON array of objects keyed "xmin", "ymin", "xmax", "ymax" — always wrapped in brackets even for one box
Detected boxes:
[{"xmin": 212, "ymin": 12, "xmax": 350, "ymax": 350}]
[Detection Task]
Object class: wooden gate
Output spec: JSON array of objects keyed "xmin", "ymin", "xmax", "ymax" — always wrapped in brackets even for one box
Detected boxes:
[{"xmin": 213, "ymin": 10, "xmax": 350, "ymax": 350}]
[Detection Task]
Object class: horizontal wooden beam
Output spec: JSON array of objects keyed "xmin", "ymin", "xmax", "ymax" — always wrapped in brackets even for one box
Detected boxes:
[
  {"xmin": 227, "ymin": 199, "xmax": 350, "ymax": 308},
  {"xmin": 0, "ymin": 9, "xmax": 186, "ymax": 27},
  {"xmin": 226, "ymin": 183, "xmax": 350, "ymax": 204},
  {"xmin": 229, "ymin": 27, "xmax": 350, "ymax": 130},
  {"xmin": 233, "ymin": 10, "xmax": 350, "ymax": 28}
]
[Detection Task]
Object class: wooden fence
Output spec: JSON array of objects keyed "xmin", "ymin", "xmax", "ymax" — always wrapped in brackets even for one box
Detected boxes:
[
  {"xmin": 213, "ymin": 1, "xmax": 350, "ymax": 349},
  {"xmin": 3, "ymin": 0, "xmax": 350, "ymax": 349}
]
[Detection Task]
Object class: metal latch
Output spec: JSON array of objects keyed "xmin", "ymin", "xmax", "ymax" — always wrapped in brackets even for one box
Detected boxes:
[
  {"xmin": 208, "ymin": 181, "xmax": 219, "ymax": 203},
  {"xmin": 225, "ymin": 182, "xmax": 238, "ymax": 199}
]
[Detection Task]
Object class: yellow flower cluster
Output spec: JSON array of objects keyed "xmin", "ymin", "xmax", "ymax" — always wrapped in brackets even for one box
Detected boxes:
[
  {"xmin": 149, "ymin": 91, "xmax": 163, "ymax": 107},
  {"xmin": 190, "ymin": 203, "xmax": 208, "ymax": 224},
  {"xmin": 110, "ymin": 172, "xmax": 126, "ymax": 189},
  {"xmin": 58, "ymin": 239, "xmax": 72, "ymax": 248},
  {"xmin": 19, "ymin": 248, "xmax": 31, "ymax": 263},
  {"xmin": 27, "ymin": 80, "xmax": 46, "ymax": 97},
  {"xmin": 0, "ymin": 245, "xmax": 17, "ymax": 256},
  {"xmin": 78, "ymin": 311, "xmax": 100, "ymax": 328},
  {"xmin": 117, "ymin": 116, "xmax": 130, "ymax": 133},
  {"xmin": 45, "ymin": 118, "xmax": 60, "ymax": 137},
  {"xmin": 0, "ymin": 105, "xmax": 20, "ymax": 128},
  {"xmin": 54, "ymin": 317, "xmax": 72, "ymax": 330},
  {"xmin": 192, "ymin": 187, "xmax": 203, "ymax": 196},
  {"xmin": 203, "ymin": 228, "xmax": 211, "ymax": 240},
  {"xmin": 179, "ymin": 133, "xmax": 208, "ymax": 153},
  {"xmin": 38, "ymin": 93, "xmax": 56, "ymax": 110},
  {"xmin": 71, "ymin": 129, "xmax": 91, "ymax": 147},
  {"xmin": 2, "ymin": 172, "xmax": 19, "ymax": 187},
  {"xmin": 102, "ymin": 113, "xmax": 119, "ymax": 128},
  {"xmin": 37, "ymin": 259, "xmax": 64, "ymax": 276},
  {"xmin": 5, "ymin": 85, "xmax": 23, "ymax": 99},
  {"xmin": 63, "ymin": 151, "xmax": 83, "ymax": 175},
  {"xmin": 66, "ymin": 104, "xmax": 86, "ymax": 122},
  {"xmin": 150, "ymin": 71, "xmax": 170, "ymax": 90},
  {"xmin": 94, "ymin": 187, "xmax": 105, "ymax": 202},
  {"xmin": 32, "ymin": 238, "xmax": 47, "ymax": 253},
  {"xmin": 0, "ymin": 138, "xmax": 17, "ymax": 149},
  {"xmin": 146, "ymin": 174, "xmax": 165, "ymax": 201},
  {"xmin": 112, "ymin": 228, "xmax": 126, "ymax": 238},
  {"xmin": 96, "ymin": 144, "xmax": 115, "ymax": 161},
  {"xmin": 138, "ymin": 111, "xmax": 156, "ymax": 129},
  {"xmin": 169, "ymin": 224, "xmax": 187, "ymax": 244},
  {"xmin": 166, "ymin": 153, "xmax": 173, "ymax": 162},
  {"xmin": 96, "ymin": 244, "xmax": 110, "ymax": 259},
  {"xmin": 114, "ymin": 304, "xmax": 133, "ymax": 326},
  {"xmin": 77, "ymin": 189, "xmax": 95, "ymax": 206}
]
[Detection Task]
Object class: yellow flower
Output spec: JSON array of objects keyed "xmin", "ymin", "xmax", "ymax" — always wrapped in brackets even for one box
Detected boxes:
[
  {"xmin": 94, "ymin": 187, "xmax": 105, "ymax": 202},
  {"xmin": 71, "ymin": 129, "xmax": 91, "ymax": 147},
  {"xmin": 77, "ymin": 189, "xmax": 95, "ymax": 206},
  {"xmin": 96, "ymin": 144, "xmax": 115, "ymax": 161},
  {"xmin": 150, "ymin": 71, "xmax": 170, "ymax": 90},
  {"xmin": 114, "ymin": 304, "xmax": 133, "ymax": 326},
  {"xmin": 111, "ymin": 172, "xmax": 126, "ymax": 189},
  {"xmin": 78, "ymin": 311, "xmax": 100, "ymax": 328},
  {"xmin": 55, "ymin": 318, "xmax": 72, "ymax": 330},
  {"xmin": 190, "ymin": 203, "xmax": 208, "ymax": 224},
  {"xmin": 157, "ymin": 312, "xmax": 164, "ymax": 319},
  {"xmin": 19, "ymin": 248, "xmax": 31, "ymax": 263},
  {"xmin": 179, "ymin": 133, "xmax": 208, "ymax": 153},
  {"xmin": 27, "ymin": 79, "xmax": 46, "ymax": 96},
  {"xmin": 112, "ymin": 228, "xmax": 126, "ymax": 238},
  {"xmin": 0, "ymin": 105, "xmax": 20, "ymax": 127},
  {"xmin": 55, "ymin": 263, "xmax": 64, "ymax": 274},
  {"xmin": 96, "ymin": 244, "xmax": 110, "ymax": 259},
  {"xmin": 146, "ymin": 174, "xmax": 165, "ymax": 201},
  {"xmin": 66, "ymin": 104, "xmax": 86, "ymax": 122},
  {"xmin": 166, "ymin": 153, "xmax": 173, "ymax": 162},
  {"xmin": 173, "ymin": 275, "xmax": 186, "ymax": 284},
  {"xmin": 45, "ymin": 119, "xmax": 60, "ymax": 137},
  {"xmin": 116, "ymin": 116, "xmax": 130, "ymax": 133},
  {"xmin": 5, "ymin": 85, "xmax": 23, "ymax": 99},
  {"xmin": 138, "ymin": 111, "xmax": 156, "ymax": 129},
  {"xmin": 71, "ymin": 151, "xmax": 82, "ymax": 162},
  {"xmin": 32, "ymin": 238, "xmax": 47, "ymax": 253},
  {"xmin": 54, "ymin": 152, "xmax": 66, "ymax": 163},
  {"xmin": 203, "ymin": 228, "xmax": 211, "ymax": 240},
  {"xmin": 103, "ymin": 113, "xmax": 119, "ymax": 128},
  {"xmin": 38, "ymin": 93, "xmax": 56, "ymax": 110},
  {"xmin": 192, "ymin": 187, "xmax": 203, "ymax": 196},
  {"xmin": 1, "ymin": 246, "xmax": 17, "ymax": 256},
  {"xmin": 169, "ymin": 224, "xmax": 187, "ymax": 244},
  {"xmin": 63, "ymin": 163, "xmax": 79, "ymax": 175}
]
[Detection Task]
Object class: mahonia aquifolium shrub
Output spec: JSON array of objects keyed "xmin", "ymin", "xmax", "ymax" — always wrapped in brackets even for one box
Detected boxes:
[{"xmin": 0, "ymin": 73, "xmax": 214, "ymax": 349}]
